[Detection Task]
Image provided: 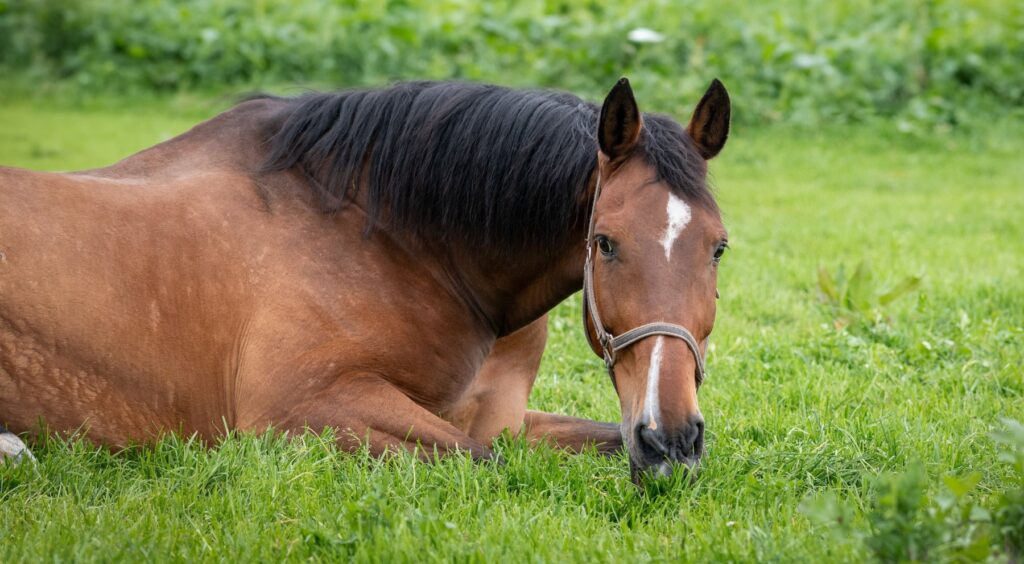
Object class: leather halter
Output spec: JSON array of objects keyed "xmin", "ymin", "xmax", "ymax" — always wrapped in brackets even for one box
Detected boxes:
[{"xmin": 582, "ymin": 170, "xmax": 708, "ymax": 385}]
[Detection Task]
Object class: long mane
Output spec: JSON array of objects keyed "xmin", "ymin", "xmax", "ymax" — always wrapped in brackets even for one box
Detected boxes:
[{"xmin": 259, "ymin": 81, "xmax": 713, "ymax": 252}]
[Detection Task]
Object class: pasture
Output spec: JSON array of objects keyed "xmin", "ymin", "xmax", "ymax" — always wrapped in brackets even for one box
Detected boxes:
[{"xmin": 0, "ymin": 93, "xmax": 1021, "ymax": 561}]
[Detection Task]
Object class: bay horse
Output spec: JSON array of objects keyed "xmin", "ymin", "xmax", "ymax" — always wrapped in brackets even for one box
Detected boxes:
[{"xmin": 0, "ymin": 78, "xmax": 730, "ymax": 481}]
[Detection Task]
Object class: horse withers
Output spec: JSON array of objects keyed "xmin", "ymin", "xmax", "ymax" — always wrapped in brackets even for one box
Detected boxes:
[{"xmin": 0, "ymin": 78, "xmax": 729, "ymax": 481}]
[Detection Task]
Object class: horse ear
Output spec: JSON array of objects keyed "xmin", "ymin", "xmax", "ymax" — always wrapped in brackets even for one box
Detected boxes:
[
  {"xmin": 686, "ymin": 78, "xmax": 731, "ymax": 160},
  {"xmin": 598, "ymin": 78, "xmax": 642, "ymax": 160}
]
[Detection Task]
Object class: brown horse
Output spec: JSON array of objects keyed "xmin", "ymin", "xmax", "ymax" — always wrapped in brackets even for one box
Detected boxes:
[{"xmin": 0, "ymin": 78, "xmax": 729, "ymax": 480}]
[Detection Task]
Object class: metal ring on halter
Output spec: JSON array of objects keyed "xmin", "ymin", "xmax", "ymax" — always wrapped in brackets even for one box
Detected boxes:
[{"xmin": 581, "ymin": 170, "xmax": 708, "ymax": 386}]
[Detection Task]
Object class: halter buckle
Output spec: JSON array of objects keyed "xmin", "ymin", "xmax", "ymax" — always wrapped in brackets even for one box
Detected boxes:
[
  {"xmin": 603, "ymin": 351, "xmax": 615, "ymax": 368},
  {"xmin": 598, "ymin": 332, "xmax": 615, "ymax": 363}
]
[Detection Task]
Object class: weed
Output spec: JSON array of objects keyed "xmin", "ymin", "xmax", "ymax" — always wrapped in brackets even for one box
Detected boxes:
[
  {"xmin": 817, "ymin": 260, "xmax": 922, "ymax": 329},
  {"xmin": 992, "ymin": 419, "xmax": 1024, "ymax": 559},
  {"xmin": 802, "ymin": 420, "xmax": 1024, "ymax": 563}
]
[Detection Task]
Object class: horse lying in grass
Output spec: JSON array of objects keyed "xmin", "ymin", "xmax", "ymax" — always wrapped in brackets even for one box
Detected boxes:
[{"xmin": 0, "ymin": 78, "xmax": 730, "ymax": 481}]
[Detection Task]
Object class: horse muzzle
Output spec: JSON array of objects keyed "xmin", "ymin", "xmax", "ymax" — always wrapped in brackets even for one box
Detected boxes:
[{"xmin": 627, "ymin": 413, "xmax": 705, "ymax": 482}]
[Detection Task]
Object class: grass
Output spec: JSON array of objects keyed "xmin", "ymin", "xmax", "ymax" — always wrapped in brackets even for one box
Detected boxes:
[{"xmin": 1, "ymin": 92, "xmax": 1022, "ymax": 562}]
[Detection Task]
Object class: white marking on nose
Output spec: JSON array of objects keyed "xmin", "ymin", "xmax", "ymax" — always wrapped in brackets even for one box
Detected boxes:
[
  {"xmin": 644, "ymin": 337, "xmax": 665, "ymax": 430},
  {"xmin": 660, "ymin": 193, "xmax": 692, "ymax": 260}
]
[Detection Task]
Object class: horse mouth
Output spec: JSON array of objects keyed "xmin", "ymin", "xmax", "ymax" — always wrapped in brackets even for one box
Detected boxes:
[{"xmin": 629, "ymin": 456, "xmax": 701, "ymax": 485}]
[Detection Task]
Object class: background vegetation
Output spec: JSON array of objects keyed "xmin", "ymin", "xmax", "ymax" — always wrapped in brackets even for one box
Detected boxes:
[
  {"xmin": 1, "ymin": 0, "xmax": 1023, "ymax": 127},
  {"xmin": 1, "ymin": 1, "xmax": 1022, "ymax": 561}
]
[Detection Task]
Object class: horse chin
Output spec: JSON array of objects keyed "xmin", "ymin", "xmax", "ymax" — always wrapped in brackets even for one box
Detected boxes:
[{"xmin": 629, "ymin": 456, "xmax": 701, "ymax": 486}]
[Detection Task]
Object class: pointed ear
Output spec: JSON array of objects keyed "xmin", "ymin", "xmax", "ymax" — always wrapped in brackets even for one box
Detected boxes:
[
  {"xmin": 598, "ymin": 78, "xmax": 642, "ymax": 160},
  {"xmin": 686, "ymin": 78, "xmax": 731, "ymax": 160}
]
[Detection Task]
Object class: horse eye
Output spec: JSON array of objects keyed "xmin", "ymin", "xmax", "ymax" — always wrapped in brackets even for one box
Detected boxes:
[
  {"xmin": 713, "ymin": 243, "xmax": 728, "ymax": 261},
  {"xmin": 596, "ymin": 235, "xmax": 615, "ymax": 256}
]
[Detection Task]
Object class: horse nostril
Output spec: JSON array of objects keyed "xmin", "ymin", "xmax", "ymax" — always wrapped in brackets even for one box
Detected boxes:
[
  {"xmin": 636, "ymin": 424, "xmax": 669, "ymax": 457},
  {"xmin": 688, "ymin": 415, "xmax": 705, "ymax": 457},
  {"xmin": 692, "ymin": 416, "xmax": 705, "ymax": 437}
]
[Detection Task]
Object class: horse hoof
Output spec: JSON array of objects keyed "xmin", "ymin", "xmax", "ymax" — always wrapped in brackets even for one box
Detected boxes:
[{"xmin": 0, "ymin": 432, "xmax": 35, "ymax": 465}]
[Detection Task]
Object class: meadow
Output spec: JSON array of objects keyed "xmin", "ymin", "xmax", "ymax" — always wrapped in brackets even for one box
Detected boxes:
[
  {"xmin": 0, "ymin": 90, "xmax": 1021, "ymax": 561},
  {"xmin": 1, "ymin": 0, "xmax": 1023, "ymax": 560}
]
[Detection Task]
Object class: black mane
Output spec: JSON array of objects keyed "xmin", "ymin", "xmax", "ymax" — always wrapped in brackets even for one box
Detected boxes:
[{"xmin": 260, "ymin": 81, "xmax": 713, "ymax": 252}]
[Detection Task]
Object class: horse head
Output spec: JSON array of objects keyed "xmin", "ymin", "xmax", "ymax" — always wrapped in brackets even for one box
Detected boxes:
[{"xmin": 584, "ymin": 78, "xmax": 730, "ymax": 481}]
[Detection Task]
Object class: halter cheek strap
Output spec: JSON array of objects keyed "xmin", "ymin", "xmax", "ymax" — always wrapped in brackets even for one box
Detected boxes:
[{"xmin": 582, "ymin": 171, "xmax": 708, "ymax": 386}]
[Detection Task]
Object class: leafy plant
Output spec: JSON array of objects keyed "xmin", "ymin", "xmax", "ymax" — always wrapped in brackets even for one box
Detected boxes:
[
  {"xmin": 865, "ymin": 463, "xmax": 942, "ymax": 563},
  {"xmin": 992, "ymin": 418, "xmax": 1024, "ymax": 559},
  {"xmin": 1, "ymin": 0, "xmax": 1022, "ymax": 128},
  {"xmin": 817, "ymin": 260, "xmax": 922, "ymax": 329},
  {"xmin": 801, "ymin": 420, "xmax": 1024, "ymax": 562}
]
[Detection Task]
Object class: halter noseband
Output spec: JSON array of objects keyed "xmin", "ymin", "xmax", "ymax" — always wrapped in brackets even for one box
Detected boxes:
[{"xmin": 581, "ymin": 170, "xmax": 708, "ymax": 385}]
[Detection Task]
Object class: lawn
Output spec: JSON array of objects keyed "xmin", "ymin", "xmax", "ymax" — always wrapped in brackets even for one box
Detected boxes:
[{"xmin": 1, "ymin": 94, "xmax": 1022, "ymax": 562}]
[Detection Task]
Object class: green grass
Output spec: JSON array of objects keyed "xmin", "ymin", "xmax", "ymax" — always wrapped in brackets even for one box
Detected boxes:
[{"xmin": 1, "ymin": 94, "xmax": 1022, "ymax": 562}]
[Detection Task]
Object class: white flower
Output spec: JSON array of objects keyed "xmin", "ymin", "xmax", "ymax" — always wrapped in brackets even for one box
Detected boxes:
[
  {"xmin": 627, "ymin": 28, "xmax": 665, "ymax": 44},
  {"xmin": 793, "ymin": 53, "xmax": 827, "ymax": 69}
]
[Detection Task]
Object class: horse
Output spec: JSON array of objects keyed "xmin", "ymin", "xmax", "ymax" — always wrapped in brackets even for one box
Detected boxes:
[{"xmin": 0, "ymin": 77, "xmax": 730, "ymax": 481}]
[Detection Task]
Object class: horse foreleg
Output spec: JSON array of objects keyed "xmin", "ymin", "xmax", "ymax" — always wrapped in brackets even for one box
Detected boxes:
[
  {"xmin": 442, "ymin": 315, "xmax": 624, "ymax": 456},
  {"xmin": 0, "ymin": 424, "xmax": 35, "ymax": 464},
  {"xmin": 442, "ymin": 317, "xmax": 548, "ymax": 444},
  {"xmin": 268, "ymin": 374, "xmax": 496, "ymax": 462},
  {"xmin": 522, "ymin": 410, "xmax": 623, "ymax": 455}
]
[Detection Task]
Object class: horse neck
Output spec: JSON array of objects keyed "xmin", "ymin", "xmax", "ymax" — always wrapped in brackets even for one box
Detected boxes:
[{"xmin": 449, "ymin": 210, "xmax": 589, "ymax": 337}]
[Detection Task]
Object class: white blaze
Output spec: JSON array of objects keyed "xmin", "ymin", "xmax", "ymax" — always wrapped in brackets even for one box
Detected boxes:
[
  {"xmin": 660, "ymin": 193, "xmax": 692, "ymax": 260},
  {"xmin": 644, "ymin": 336, "xmax": 665, "ymax": 429}
]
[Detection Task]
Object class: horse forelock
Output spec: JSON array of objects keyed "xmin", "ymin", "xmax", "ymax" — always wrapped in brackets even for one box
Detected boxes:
[
  {"xmin": 257, "ymin": 81, "xmax": 715, "ymax": 254},
  {"xmin": 639, "ymin": 114, "xmax": 719, "ymax": 215}
]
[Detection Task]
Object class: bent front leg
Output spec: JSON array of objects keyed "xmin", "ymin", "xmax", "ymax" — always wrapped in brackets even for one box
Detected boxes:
[
  {"xmin": 441, "ymin": 315, "xmax": 624, "ymax": 456},
  {"xmin": 248, "ymin": 374, "xmax": 495, "ymax": 461},
  {"xmin": 442, "ymin": 316, "xmax": 548, "ymax": 444},
  {"xmin": 523, "ymin": 410, "xmax": 623, "ymax": 455}
]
